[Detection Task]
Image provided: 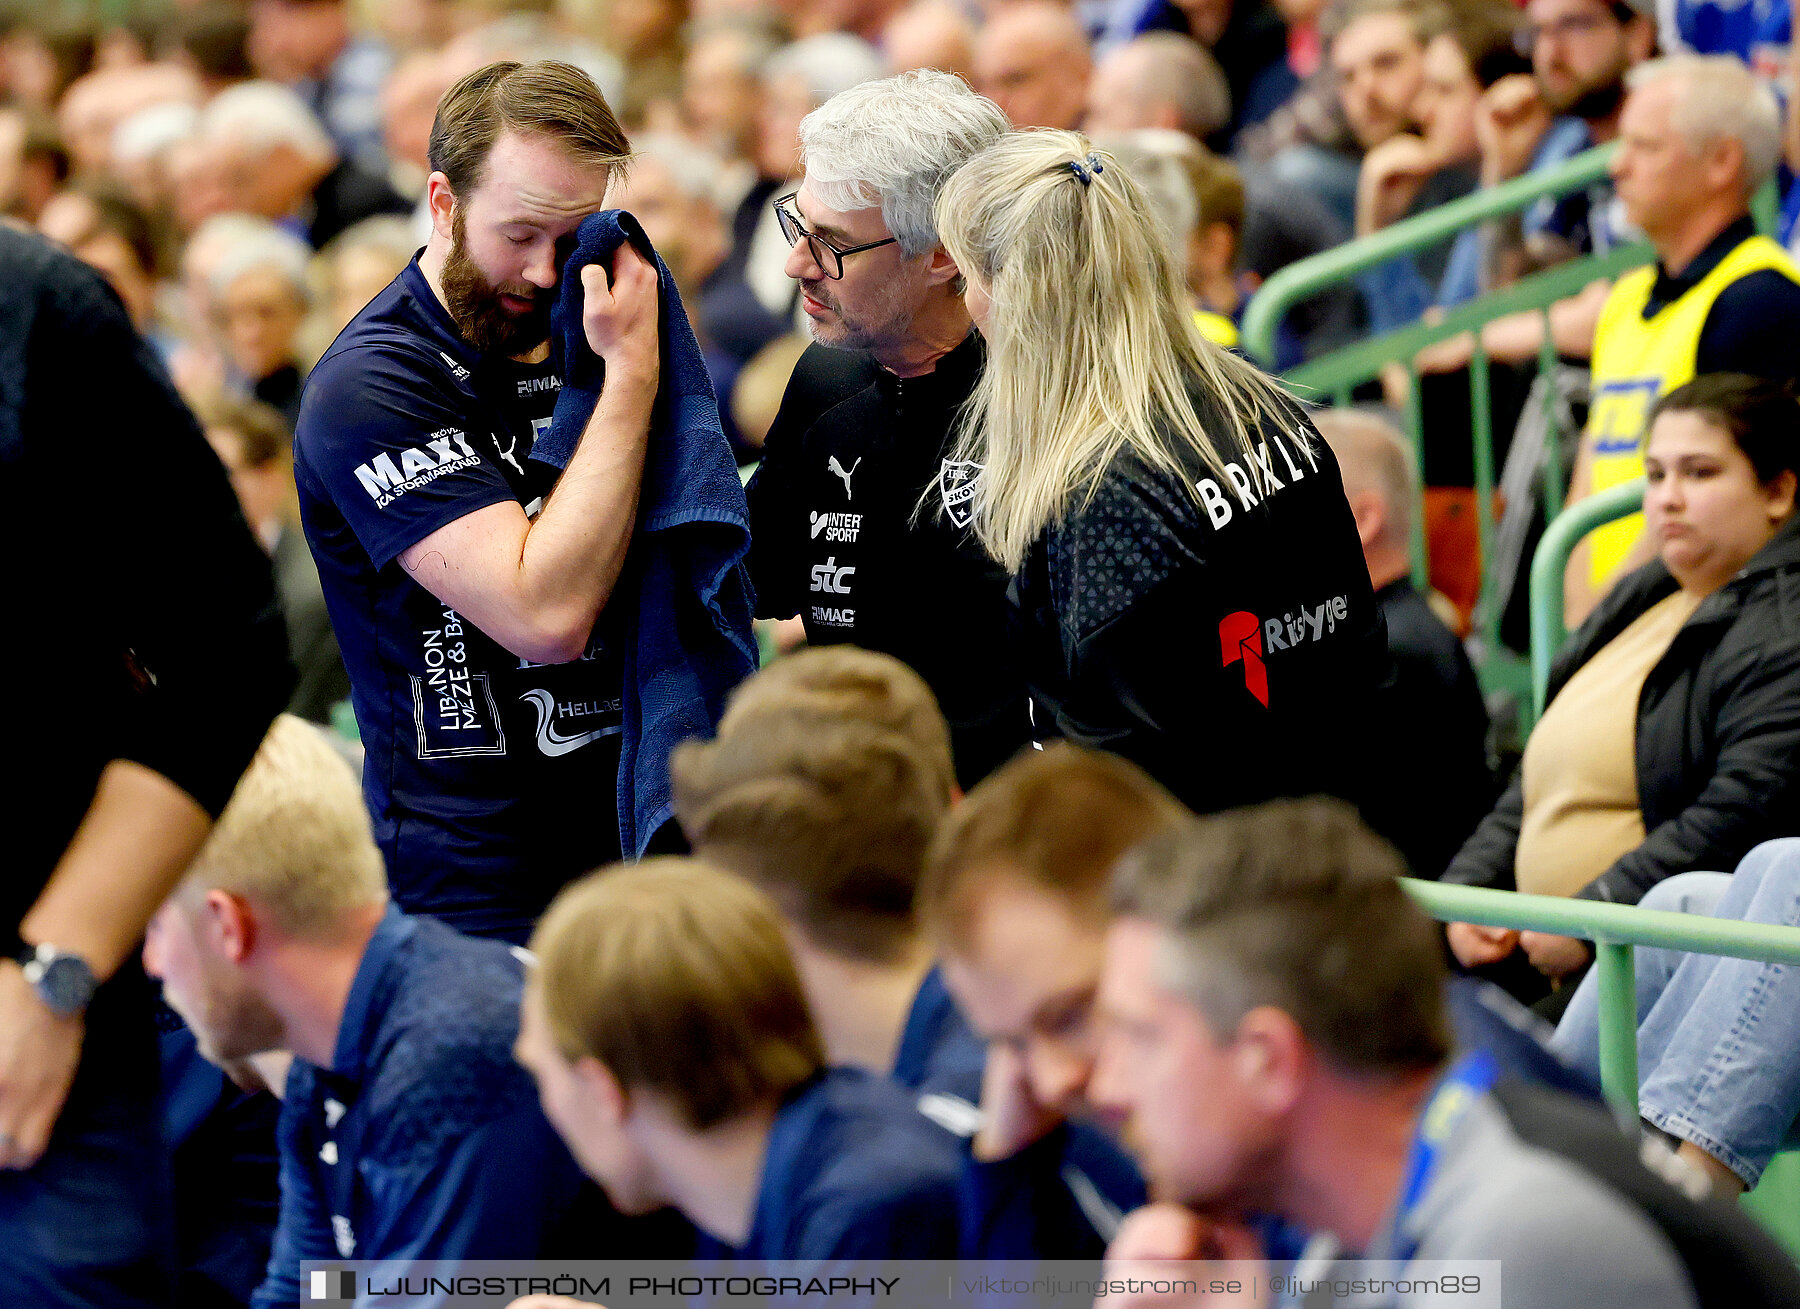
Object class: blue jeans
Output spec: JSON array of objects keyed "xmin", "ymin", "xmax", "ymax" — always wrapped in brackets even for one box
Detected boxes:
[
  {"xmin": 1550, "ymin": 838, "xmax": 1800, "ymax": 1186},
  {"xmin": 0, "ymin": 969, "xmax": 174, "ymax": 1306}
]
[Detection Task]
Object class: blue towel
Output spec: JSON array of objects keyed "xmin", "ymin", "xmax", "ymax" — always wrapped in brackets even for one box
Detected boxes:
[{"xmin": 534, "ymin": 210, "xmax": 757, "ymax": 857}]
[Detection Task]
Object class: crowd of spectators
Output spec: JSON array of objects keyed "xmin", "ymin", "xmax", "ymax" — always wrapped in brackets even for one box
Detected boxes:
[{"xmin": 10, "ymin": 0, "xmax": 1800, "ymax": 1306}]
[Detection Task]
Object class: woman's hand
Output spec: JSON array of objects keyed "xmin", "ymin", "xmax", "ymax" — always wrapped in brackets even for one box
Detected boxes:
[
  {"xmin": 1446, "ymin": 921, "xmax": 1520, "ymax": 968},
  {"xmin": 1520, "ymin": 931, "xmax": 1593, "ymax": 980}
]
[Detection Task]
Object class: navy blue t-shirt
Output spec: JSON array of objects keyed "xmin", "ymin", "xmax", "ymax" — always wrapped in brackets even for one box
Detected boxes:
[
  {"xmin": 696, "ymin": 1068, "xmax": 963, "ymax": 1260},
  {"xmin": 252, "ymin": 908, "xmax": 591, "ymax": 1309},
  {"xmin": 893, "ymin": 966, "xmax": 985, "ymax": 1135},
  {"xmin": 295, "ymin": 260, "xmax": 622, "ymax": 939}
]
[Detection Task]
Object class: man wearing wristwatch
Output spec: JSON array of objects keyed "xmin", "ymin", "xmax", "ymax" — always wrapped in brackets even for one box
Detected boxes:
[{"xmin": 1, "ymin": 226, "xmax": 292, "ymax": 1307}]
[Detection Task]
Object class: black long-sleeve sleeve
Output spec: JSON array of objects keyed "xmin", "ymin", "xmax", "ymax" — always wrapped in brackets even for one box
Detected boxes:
[{"xmin": 3, "ymin": 229, "xmax": 293, "ymax": 923}]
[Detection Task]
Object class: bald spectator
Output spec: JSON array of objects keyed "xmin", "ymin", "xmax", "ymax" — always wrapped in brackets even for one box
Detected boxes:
[
  {"xmin": 1084, "ymin": 33, "xmax": 1230, "ymax": 147},
  {"xmin": 56, "ymin": 62, "xmax": 200, "ymax": 178},
  {"xmin": 194, "ymin": 79, "xmax": 408, "ymax": 249},
  {"xmin": 973, "ymin": 3, "xmax": 1091, "ymax": 131},
  {"xmin": 883, "ymin": 1, "xmax": 977, "ymax": 77},
  {"xmin": 1315, "ymin": 409, "xmax": 1494, "ymax": 875}
]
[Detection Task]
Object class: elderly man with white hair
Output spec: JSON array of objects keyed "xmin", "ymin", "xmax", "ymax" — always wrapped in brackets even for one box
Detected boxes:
[
  {"xmin": 210, "ymin": 224, "xmax": 316, "ymax": 425},
  {"xmin": 744, "ymin": 70, "xmax": 1030, "ymax": 789},
  {"xmin": 195, "ymin": 80, "xmax": 409, "ymax": 249},
  {"xmin": 1565, "ymin": 53, "xmax": 1800, "ymax": 622}
]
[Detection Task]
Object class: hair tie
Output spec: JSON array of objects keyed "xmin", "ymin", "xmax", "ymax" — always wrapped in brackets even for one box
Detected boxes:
[{"xmin": 1065, "ymin": 152, "xmax": 1105, "ymax": 186}]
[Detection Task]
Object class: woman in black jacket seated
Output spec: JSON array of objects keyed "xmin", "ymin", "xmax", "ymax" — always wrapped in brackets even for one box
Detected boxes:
[
  {"xmin": 932, "ymin": 131, "xmax": 1388, "ymax": 818},
  {"xmin": 1445, "ymin": 374, "xmax": 1800, "ymax": 996}
]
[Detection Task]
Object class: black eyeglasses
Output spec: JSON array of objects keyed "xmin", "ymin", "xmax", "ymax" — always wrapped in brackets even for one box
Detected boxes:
[{"xmin": 773, "ymin": 192, "xmax": 897, "ymax": 279}]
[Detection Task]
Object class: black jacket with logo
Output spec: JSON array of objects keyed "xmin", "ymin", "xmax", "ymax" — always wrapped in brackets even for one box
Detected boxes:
[
  {"xmin": 1015, "ymin": 386, "xmax": 1388, "ymax": 816},
  {"xmin": 746, "ymin": 334, "xmax": 1031, "ymax": 786},
  {"xmin": 1445, "ymin": 514, "xmax": 1800, "ymax": 904}
]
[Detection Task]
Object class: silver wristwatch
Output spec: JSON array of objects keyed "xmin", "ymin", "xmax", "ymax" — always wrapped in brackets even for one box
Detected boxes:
[{"xmin": 16, "ymin": 943, "xmax": 98, "ymax": 1018}]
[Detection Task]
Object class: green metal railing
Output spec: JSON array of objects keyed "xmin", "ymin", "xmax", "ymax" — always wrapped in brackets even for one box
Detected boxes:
[
  {"xmin": 1527, "ymin": 478, "xmax": 1644, "ymax": 721},
  {"xmin": 1402, "ymin": 878, "xmax": 1800, "ymax": 1256},
  {"xmin": 1243, "ymin": 144, "xmax": 1625, "ymax": 369},
  {"xmin": 1240, "ymin": 143, "xmax": 1653, "ymax": 692}
]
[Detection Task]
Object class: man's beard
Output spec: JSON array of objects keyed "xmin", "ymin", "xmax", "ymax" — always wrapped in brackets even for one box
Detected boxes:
[
  {"xmin": 178, "ymin": 974, "xmax": 285, "ymax": 1067},
  {"xmin": 800, "ymin": 273, "xmax": 915, "ymax": 353},
  {"xmin": 442, "ymin": 209, "xmax": 553, "ymax": 356},
  {"xmin": 1540, "ymin": 58, "xmax": 1628, "ymax": 120}
]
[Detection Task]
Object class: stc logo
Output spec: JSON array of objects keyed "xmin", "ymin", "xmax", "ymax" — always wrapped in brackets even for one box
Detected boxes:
[
  {"xmin": 810, "ymin": 557, "xmax": 855, "ymax": 594},
  {"xmin": 1219, "ymin": 612, "xmax": 1268, "ymax": 707}
]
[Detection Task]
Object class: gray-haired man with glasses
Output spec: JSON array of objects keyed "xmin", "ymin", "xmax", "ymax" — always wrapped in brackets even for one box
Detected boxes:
[{"xmin": 745, "ymin": 70, "xmax": 1031, "ymax": 788}]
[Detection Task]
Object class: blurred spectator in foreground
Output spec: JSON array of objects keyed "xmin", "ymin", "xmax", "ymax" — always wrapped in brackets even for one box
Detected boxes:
[{"xmin": 680, "ymin": 19, "xmax": 780, "ymax": 168}]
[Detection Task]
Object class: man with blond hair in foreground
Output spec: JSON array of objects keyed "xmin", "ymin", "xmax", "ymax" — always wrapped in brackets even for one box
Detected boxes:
[{"xmin": 144, "ymin": 716, "xmax": 599, "ymax": 1309}]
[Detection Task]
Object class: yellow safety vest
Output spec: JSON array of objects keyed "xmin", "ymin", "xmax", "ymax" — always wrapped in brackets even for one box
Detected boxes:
[
  {"xmin": 1584, "ymin": 233, "xmax": 1800, "ymax": 583},
  {"xmin": 1195, "ymin": 309, "xmax": 1240, "ymax": 350}
]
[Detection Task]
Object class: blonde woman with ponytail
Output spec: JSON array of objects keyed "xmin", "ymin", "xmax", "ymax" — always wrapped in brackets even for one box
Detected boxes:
[{"xmin": 935, "ymin": 130, "xmax": 1391, "ymax": 818}]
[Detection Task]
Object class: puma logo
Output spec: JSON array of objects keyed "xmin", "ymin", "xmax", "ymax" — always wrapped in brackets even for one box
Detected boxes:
[{"xmin": 828, "ymin": 455, "xmax": 861, "ymax": 499}]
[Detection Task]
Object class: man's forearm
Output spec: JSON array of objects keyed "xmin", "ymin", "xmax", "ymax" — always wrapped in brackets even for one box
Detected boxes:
[
  {"xmin": 22, "ymin": 760, "xmax": 212, "ymax": 980},
  {"xmin": 521, "ymin": 370, "xmax": 656, "ymax": 626}
]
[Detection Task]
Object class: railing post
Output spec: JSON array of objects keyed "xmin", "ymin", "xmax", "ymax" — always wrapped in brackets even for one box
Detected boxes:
[
  {"xmin": 1470, "ymin": 341, "xmax": 1498, "ymax": 654},
  {"xmin": 1595, "ymin": 940, "xmax": 1639, "ymax": 1120},
  {"xmin": 1406, "ymin": 365, "xmax": 1428, "ymax": 590}
]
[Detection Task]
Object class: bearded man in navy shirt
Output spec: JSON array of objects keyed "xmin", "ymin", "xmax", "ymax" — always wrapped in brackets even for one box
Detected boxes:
[{"xmin": 295, "ymin": 60, "xmax": 658, "ymax": 942}]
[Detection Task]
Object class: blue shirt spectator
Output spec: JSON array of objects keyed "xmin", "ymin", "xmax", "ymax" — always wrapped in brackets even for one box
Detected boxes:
[
  {"xmin": 707, "ymin": 1068, "xmax": 965, "ymax": 1259},
  {"xmin": 252, "ymin": 907, "xmax": 589, "ymax": 1309}
]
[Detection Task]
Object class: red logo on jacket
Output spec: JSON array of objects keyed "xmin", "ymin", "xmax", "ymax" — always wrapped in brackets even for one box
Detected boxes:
[{"xmin": 1219, "ymin": 611, "xmax": 1268, "ymax": 707}]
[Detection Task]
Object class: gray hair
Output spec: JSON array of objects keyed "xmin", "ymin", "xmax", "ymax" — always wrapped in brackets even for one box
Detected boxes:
[
  {"xmin": 1120, "ymin": 34, "xmax": 1232, "ymax": 143},
  {"xmin": 1626, "ymin": 55, "xmax": 1782, "ymax": 196},
  {"xmin": 200, "ymin": 81, "xmax": 335, "ymax": 165},
  {"xmin": 628, "ymin": 131, "xmax": 732, "ymax": 209},
  {"xmin": 762, "ymin": 33, "xmax": 886, "ymax": 101},
  {"xmin": 211, "ymin": 224, "xmax": 314, "ymax": 303},
  {"xmin": 798, "ymin": 68, "xmax": 1011, "ymax": 258}
]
